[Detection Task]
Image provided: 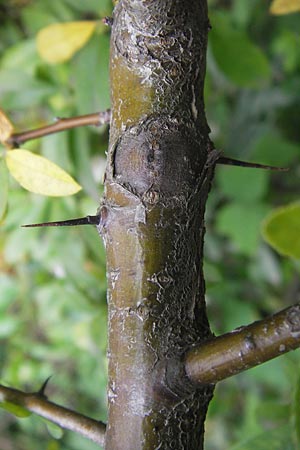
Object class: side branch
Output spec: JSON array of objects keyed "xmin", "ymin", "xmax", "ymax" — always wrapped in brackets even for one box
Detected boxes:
[
  {"xmin": 6, "ymin": 110, "xmax": 111, "ymax": 148},
  {"xmin": 0, "ymin": 384, "xmax": 106, "ymax": 446},
  {"xmin": 185, "ymin": 303, "xmax": 300, "ymax": 385}
]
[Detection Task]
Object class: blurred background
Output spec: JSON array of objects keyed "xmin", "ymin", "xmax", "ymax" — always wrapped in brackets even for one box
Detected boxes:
[{"xmin": 0, "ymin": 0, "xmax": 299, "ymax": 449}]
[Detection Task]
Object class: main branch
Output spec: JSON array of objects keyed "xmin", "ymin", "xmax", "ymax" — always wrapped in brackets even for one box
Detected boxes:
[{"xmin": 100, "ymin": 1, "xmax": 214, "ymax": 449}]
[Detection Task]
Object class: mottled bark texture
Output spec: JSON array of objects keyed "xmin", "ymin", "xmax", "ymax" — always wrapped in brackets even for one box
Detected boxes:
[{"xmin": 99, "ymin": 1, "xmax": 216, "ymax": 448}]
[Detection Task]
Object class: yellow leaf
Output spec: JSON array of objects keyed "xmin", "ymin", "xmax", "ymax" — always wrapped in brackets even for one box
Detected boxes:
[
  {"xmin": 6, "ymin": 149, "xmax": 82, "ymax": 196},
  {"xmin": 36, "ymin": 21, "xmax": 97, "ymax": 64},
  {"xmin": 270, "ymin": 0, "xmax": 300, "ymax": 15},
  {"xmin": 0, "ymin": 108, "xmax": 14, "ymax": 144}
]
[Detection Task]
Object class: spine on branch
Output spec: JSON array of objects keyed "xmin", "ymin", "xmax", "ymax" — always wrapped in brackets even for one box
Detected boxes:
[{"xmin": 99, "ymin": 1, "xmax": 215, "ymax": 449}]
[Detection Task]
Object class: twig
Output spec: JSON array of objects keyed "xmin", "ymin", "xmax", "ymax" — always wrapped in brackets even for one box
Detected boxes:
[
  {"xmin": 185, "ymin": 303, "xmax": 300, "ymax": 384},
  {"xmin": 0, "ymin": 384, "xmax": 106, "ymax": 446},
  {"xmin": 6, "ymin": 110, "xmax": 111, "ymax": 148}
]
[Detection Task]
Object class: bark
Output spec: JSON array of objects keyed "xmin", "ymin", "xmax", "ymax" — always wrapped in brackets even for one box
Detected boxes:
[{"xmin": 99, "ymin": 1, "xmax": 216, "ymax": 449}]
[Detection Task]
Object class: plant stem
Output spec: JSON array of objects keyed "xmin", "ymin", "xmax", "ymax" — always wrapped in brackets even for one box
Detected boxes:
[
  {"xmin": 102, "ymin": 1, "xmax": 214, "ymax": 448},
  {"xmin": 6, "ymin": 110, "xmax": 111, "ymax": 148},
  {"xmin": 185, "ymin": 303, "xmax": 300, "ymax": 384},
  {"xmin": 0, "ymin": 384, "xmax": 106, "ymax": 446}
]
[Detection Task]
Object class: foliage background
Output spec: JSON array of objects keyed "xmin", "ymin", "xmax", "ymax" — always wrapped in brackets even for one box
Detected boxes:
[{"xmin": 0, "ymin": 0, "xmax": 299, "ymax": 449}]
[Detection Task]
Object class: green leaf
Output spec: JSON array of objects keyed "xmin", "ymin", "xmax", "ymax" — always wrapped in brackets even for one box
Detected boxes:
[
  {"xmin": 230, "ymin": 424, "xmax": 294, "ymax": 450},
  {"xmin": 231, "ymin": 0, "xmax": 257, "ymax": 27},
  {"xmin": 292, "ymin": 375, "xmax": 300, "ymax": 446},
  {"xmin": 251, "ymin": 133, "xmax": 299, "ymax": 166},
  {"xmin": 0, "ymin": 317, "xmax": 19, "ymax": 339},
  {"xmin": 71, "ymin": 128, "xmax": 98, "ymax": 198},
  {"xmin": 216, "ymin": 166, "xmax": 269, "ymax": 202},
  {"xmin": 72, "ymin": 32, "xmax": 110, "ymax": 113},
  {"xmin": 0, "ymin": 275, "xmax": 19, "ymax": 311},
  {"xmin": 46, "ymin": 440, "xmax": 60, "ymax": 450},
  {"xmin": 45, "ymin": 420, "xmax": 64, "ymax": 439},
  {"xmin": 0, "ymin": 401, "xmax": 31, "ymax": 418},
  {"xmin": 0, "ymin": 159, "xmax": 9, "ymax": 220},
  {"xmin": 247, "ymin": 357, "xmax": 288, "ymax": 390},
  {"xmin": 0, "ymin": 69, "xmax": 55, "ymax": 109},
  {"xmin": 272, "ymin": 30, "xmax": 300, "ymax": 73},
  {"xmin": 256, "ymin": 402, "xmax": 290, "ymax": 422},
  {"xmin": 262, "ymin": 202, "xmax": 300, "ymax": 258},
  {"xmin": 20, "ymin": 3, "xmax": 66, "ymax": 35},
  {"xmin": 216, "ymin": 202, "xmax": 269, "ymax": 255},
  {"xmin": 64, "ymin": 0, "xmax": 113, "ymax": 16},
  {"xmin": 6, "ymin": 149, "xmax": 82, "ymax": 196},
  {"xmin": 210, "ymin": 14, "xmax": 271, "ymax": 87},
  {"xmin": 1, "ymin": 39, "xmax": 39, "ymax": 76}
]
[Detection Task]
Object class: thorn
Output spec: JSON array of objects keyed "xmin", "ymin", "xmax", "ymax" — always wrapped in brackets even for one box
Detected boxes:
[
  {"xmin": 217, "ymin": 156, "xmax": 289, "ymax": 171},
  {"xmin": 36, "ymin": 376, "xmax": 52, "ymax": 398},
  {"xmin": 22, "ymin": 215, "xmax": 100, "ymax": 228}
]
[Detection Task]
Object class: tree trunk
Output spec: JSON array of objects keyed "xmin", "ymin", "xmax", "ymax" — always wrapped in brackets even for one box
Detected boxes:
[{"xmin": 100, "ymin": 1, "xmax": 216, "ymax": 448}]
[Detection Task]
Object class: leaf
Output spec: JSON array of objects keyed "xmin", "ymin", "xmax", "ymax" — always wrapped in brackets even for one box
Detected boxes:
[
  {"xmin": 216, "ymin": 166, "xmax": 269, "ymax": 202},
  {"xmin": 210, "ymin": 14, "xmax": 271, "ymax": 87},
  {"xmin": 64, "ymin": 0, "xmax": 113, "ymax": 16},
  {"xmin": 6, "ymin": 149, "xmax": 82, "ymax": 196},
  {"xmin": 0, "ymin": 69, "xmax": 55, "ymax": 109},
  {"xmin": 256, "ymin": 402, "xmax": 290, "ymax": 422},
  {"xmin": 0, "ymin": 108, "xmax": 14, "ymax": 144},
  {"xmin": 73, "ymin": 32, "xmax": 110, "ymax": 114},
  {"xmin": 230, "ymin": 424, "xmax": 293, "ymax": 450},
  {"xmin": 45, "ymin": 420, "xmax": 64, "ymax": 439},
  {"xmin": 292, "ymin": 375, "xmax": 300, "ymax": 446},
  {"xmin": 216, "ymin": 202, "xmax": 269, "ymax": 255},
  {"xmin": 262, "ymin": 202, "xmax": 300, "ymax": 258},
  {"xmin": 0, "ymin": 317, "xmax": 19, "ymax": 338},
  {"xmin": 36, "ymin": 21, "xmax": 97, "ymax": 64},
  {"xmin": 272, "ymin": 30, "xmax": 300, "ymax": 73},
  {"xmin": 0, "ymin": 401, "xmax": 31, "ymax": 418},
  {"xmin": 270, "ymin": 0, "xmax": 300, "ymax": 15},
  {"xmin": 0, "ymin": 159, "xmax": 9, "ymax": 220},
  {"xmin": 251, "ymin": 133, "xmax": 299, "ymax": 166}
]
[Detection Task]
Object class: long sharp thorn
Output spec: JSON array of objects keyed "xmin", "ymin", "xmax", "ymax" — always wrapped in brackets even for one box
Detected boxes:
[
  {"xmin": 217, "ymin": 156, "xmax": 289, "ymax": 171},
  {"xmin": 36, "ymin": 375, "xmax": 52, "ymax": 398},
  {"xmin": 22, "ymin": 215, "xmax": 100, "ymax": 228}
]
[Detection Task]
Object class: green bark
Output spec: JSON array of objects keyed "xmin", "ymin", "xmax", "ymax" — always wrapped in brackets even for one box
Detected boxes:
[{"xmin": 99, "ymin": 1, "xmax": 216, "ymax": 448}]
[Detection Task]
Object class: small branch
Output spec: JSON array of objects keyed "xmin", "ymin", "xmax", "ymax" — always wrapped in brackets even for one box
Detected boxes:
[
  {"xmin": 6, "ymin": 110, "xmax": 111, "ymax": 148},
  {"xmin": 0, "ymin": 384, "xmax": 106, "ymax": 446},
  {"xmin": 185, "ymin": 303, "xmax": 300, "ymax": 385}
]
